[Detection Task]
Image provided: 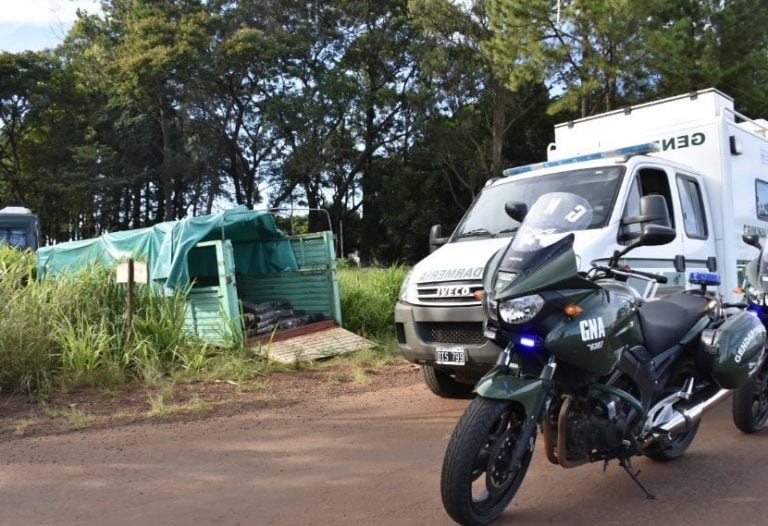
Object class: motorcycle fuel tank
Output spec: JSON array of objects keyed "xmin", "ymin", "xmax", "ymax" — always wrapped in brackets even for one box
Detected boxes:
[
  {"xmin": 701, "ymin": 310, "xmax": 766, "ymax": 389},
  {"xmin": 545, "ymin": 284, "xmax": 643, "ymax": 375}
]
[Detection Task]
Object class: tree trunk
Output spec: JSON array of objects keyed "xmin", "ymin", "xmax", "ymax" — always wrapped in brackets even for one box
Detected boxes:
[{"xmin": 159, "ymin": 104, "xmax": 173, "ymax": 221}]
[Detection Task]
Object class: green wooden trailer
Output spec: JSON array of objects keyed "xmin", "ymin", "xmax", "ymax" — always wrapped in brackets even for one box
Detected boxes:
[
  {"xmin": 37, "ymin": 207, "xmax": 341, "ymax": 345},
  {"xmin": 185, "ymin": 232, "xmax": 341, "ymax": 343}
]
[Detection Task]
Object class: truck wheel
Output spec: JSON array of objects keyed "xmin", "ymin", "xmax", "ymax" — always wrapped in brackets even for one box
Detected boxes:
[
  {"xmin": 421, "ymin": 365, "xmax": 474, "ymax": 398},
  {"xmin": 732, "ymin": 363, "xmax": 768, "ymax": 434}
]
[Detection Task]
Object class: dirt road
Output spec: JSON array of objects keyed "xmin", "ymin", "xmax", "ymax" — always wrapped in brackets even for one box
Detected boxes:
[{"xmin": 2, "ymin": 366, "xmax": 768, "ymax": 525}]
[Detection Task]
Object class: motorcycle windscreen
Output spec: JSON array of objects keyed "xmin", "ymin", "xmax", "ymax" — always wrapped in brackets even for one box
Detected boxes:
[{"xmin": 498, "ymin": 192, "xmax": 593, "ymax": 274}]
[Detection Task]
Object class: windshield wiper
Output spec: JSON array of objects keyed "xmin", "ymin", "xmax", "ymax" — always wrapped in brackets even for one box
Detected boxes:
[
  {"xmin": 456, "ymin": 228, "xmax": 495, "ymax": 239},
  {"xmin": 496, "ymin": 226, "xmax": 519, "ymax": 235}
]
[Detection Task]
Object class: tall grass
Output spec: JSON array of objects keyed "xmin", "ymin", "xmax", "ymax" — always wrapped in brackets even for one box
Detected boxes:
[
  {"xmin": 0, "ymin": 244, "xmax": 410, "ymax": 396},
  {"xmin": 0, "ymin": 245, "xmax": 224, "ymax": 395},
  {"xmin": 338, "ymin": 265, "xmax": 408, "ymax": 342}
]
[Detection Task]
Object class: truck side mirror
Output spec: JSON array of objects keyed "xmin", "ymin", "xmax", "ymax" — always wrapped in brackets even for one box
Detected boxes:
[
  {"xmin": 621, "ymin": 194, "xmax": 672, "ymax": 227},
  {"xmin": 429, "ymin": 224, "xmax": 449, "ymax": 253},
  {"xmin": 504, "ymin": 201, "xmax": 527, "ymax": 222},
  {"xmin": 611, "ymin": 221, "xmax": 676, "ymax": 267},
  {"xmin": 638, "ymin": 224, "xmax": 676, "ymax": 246},
  {"xmin": 619, "ymin": 194, "xmax": 672, "ymax": 244},
  {"xmin": 743, "ymin": 233, "xmax": 762, "ymax": 250}
]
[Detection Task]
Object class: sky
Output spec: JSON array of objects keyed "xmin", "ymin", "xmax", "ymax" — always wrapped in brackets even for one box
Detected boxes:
[{"xmin": 0, "ymin": 0, "xmax": 101, "ymax": 53}]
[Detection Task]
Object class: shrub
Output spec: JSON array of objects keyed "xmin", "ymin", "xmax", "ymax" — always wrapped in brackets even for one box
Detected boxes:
[
  {"xmin": 338, "ymin": 265, "xmax": 408, "ymax": 341},
  {"xmin": 0, "ymin": 245, "xmax": 220, "ymax": 394}
]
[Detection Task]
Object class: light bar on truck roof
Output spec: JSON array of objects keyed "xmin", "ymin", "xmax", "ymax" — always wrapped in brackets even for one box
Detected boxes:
[{"xmin": 503, "ymin": 142, "xmax": 660, "ymax": 177}]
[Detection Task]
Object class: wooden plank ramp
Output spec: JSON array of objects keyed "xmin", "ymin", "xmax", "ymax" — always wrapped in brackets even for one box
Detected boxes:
[{"xmin": 248, "ymin": 323, "xmax": 375, "ymax": 363}]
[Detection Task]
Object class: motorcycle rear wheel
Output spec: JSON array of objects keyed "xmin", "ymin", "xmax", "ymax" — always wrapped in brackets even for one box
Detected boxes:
[
  {"xmin": 732, "ymin": 361, "xmax": 768, "ymax": 434},
  {"xmin": 441, "ymin": 397, "xmax": 534, "ymax": 526},
  {"xmin": 644, "ymin": 419, "xmax": 700, "ymax": 461}
]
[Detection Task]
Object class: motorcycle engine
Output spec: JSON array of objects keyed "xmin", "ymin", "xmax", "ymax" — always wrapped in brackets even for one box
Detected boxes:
[{"xmin": 564, "ymin": 393, "xmax": 632, "ymax": 459}]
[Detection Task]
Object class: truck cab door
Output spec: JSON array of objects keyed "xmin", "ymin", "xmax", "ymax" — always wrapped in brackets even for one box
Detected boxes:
[
  {"xmin": 618, "ymin": 165, "xmax": 686, "ymax": 293},
  {"xmin": 672, "ymin": 171, "xmax": 715, "ymax": 279}
]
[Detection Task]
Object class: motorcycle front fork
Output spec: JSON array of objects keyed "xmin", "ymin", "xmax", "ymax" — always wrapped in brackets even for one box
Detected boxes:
[{"xmin": 503, "ymin": 351, "xmax": 558, "ymax": 471}]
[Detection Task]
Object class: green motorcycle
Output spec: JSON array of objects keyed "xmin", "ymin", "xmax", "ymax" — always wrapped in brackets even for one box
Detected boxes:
[{"xmin": 441, "ymin": 192, "xmax": 767, "ymax": 526}]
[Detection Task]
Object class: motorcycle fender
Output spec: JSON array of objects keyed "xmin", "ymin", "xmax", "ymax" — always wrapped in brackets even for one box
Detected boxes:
[{"xmin": 474, "ymin": 367, "xmax": 547, "ymax": 424}]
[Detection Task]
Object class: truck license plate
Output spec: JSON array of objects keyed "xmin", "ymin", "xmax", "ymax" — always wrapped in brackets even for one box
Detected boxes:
[{"xmin": 435, "ymin": 347, "xmax": 466, "ymax": 366}]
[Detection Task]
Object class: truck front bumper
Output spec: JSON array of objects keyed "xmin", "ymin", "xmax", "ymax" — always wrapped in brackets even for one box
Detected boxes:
[{"xmin": 394, "ymin": 300, "xmax": 503, "ymax": 381}]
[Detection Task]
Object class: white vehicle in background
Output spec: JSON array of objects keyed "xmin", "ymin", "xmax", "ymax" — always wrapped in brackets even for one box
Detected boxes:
[
  {"xmin": 0, "ymin": 206, "xmax": 38, "ymax": 250},
  {"xmin": 396, "ymin": 88, "xmax": 768, "ymax": 396}
]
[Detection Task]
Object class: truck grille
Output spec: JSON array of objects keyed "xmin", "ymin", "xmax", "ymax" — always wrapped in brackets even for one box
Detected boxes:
[
  {"xmin": 417, "ymin": 322, "xmax": 486, "ymax": 345},
  {"xmin": 417, "ymin": 280, "xmax": 482, "ymax": 306}
]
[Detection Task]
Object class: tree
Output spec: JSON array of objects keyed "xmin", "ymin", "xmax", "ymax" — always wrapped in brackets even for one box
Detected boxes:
[
  {"xmin": 645, "ymin": 0, "xmax": 768, "ymax": 117},
  {"xmin": 487, "ymin": 0, "xmax": 661, "ymax": 117}
]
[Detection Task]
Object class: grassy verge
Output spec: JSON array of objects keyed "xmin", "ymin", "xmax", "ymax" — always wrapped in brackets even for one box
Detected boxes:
[{"xmin": 0, "ymin": 246, "xmax": 407, "ymax": 399}]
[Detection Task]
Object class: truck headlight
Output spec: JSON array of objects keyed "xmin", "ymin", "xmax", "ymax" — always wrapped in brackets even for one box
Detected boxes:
[
  {"xmin": 399, "ymin": 271, "xmax": 419, "ymax": 304},
  {"xmin": 499, "ymin": 294, "xmax": 544, "ymax": 324}
]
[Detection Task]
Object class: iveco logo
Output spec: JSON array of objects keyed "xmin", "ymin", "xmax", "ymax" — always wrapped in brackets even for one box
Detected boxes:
[{"xmin": 437, "ymin": 286, "xmax": 472, "ymax": 297}]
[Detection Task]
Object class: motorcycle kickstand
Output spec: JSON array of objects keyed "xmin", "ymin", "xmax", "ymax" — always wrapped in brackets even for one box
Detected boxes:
[{"xmin": 619, "ymin": 456, "xmax": 656, "ymax": 500}]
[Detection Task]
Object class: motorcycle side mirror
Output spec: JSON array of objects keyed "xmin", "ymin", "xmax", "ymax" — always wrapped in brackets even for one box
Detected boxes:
[
  {"xmin": 504, "ymin": 201, "xmax": 527, "ymax": 222},
  {"xmin": 743, "ymin": 233, "xmax": 762, "ymax": 250}
]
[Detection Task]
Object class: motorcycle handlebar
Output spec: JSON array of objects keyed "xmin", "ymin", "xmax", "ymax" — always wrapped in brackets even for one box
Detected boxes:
[
  {"xmin": 590, "ymin": 266, "xmax": 668, "ymax": 284},
  {"xmin": 626, "ymin": 268, "xmax": 668, "ymax": 284}
]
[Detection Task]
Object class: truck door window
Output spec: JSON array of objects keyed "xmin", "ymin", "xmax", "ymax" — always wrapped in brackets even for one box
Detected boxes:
[
  {"xmin": 676, "ymin": 175, "xmax": 708, "ymax": 238},
  {"xmin": 756, "ymin": 180, "xmax": 768, "ymax": 220}
]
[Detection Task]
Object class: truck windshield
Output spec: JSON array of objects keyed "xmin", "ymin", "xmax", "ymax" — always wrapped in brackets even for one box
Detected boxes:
[{"xmin": 453, "ymin": 166, "xmax": 625, "ymax": 240}]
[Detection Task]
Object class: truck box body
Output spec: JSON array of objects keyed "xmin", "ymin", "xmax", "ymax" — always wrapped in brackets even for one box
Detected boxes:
[
  {"xmin": 396, "ymin": 88, "xmax": 768, "ymax": 391},
  {"xmin": 550, "ymin": 89, "xmax": 768, "ymax": 294}
]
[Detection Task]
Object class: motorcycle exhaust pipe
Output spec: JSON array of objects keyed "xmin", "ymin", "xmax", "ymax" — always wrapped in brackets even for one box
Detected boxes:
[{"xmin": 647, "ymin": 388, "xmax": 732, "ymax": 445}]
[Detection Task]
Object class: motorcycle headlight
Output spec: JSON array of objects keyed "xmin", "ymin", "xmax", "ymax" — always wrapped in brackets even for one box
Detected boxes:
[
  {"xmin": 398, "ymin": 271, "xmax": 419, "ymax": 304},
  {"xmin": 499, "ymin": 294, "xmax": 545, "ymax": 324}
]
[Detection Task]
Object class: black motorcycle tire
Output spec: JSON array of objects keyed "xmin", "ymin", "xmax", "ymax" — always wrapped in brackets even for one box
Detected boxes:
[
  {"xmin": 441, "ymin": 397, "xmax": 534, "ymax": 526},
  {"xmin": 421, "ymin": 365, "xmax": 475, "ymax": 398},
  {"xmin": 732, "ymin": 363, "xmax": 768, "ymax": 434}
]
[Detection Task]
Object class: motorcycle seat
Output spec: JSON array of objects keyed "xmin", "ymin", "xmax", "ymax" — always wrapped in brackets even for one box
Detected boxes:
[{"xmin": 637, "ymin": 292, "xmax": 711, "ymax": 355}]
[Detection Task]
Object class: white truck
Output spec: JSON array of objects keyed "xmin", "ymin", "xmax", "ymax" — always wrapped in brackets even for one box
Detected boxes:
[{"xmin": 396, "ymin": 88, "xmax": 768, "ymax": 396}]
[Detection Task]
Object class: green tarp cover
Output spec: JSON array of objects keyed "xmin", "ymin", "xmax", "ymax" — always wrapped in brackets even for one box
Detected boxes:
[{"xmin": 37, "ymin": 206, "xmax": 299, "ymax": 289}]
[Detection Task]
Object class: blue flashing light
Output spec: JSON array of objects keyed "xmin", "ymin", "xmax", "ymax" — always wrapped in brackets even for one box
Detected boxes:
[
  {"xmin": 518, "ymin": 336, "xmax": 538, "ymax": 349},
  {"xmin": 688, "ymin": 272, "xmax": 721, "ymax": 286},
  {"xmin": 747, "ymin": 305, "xmax": 767, "ymax": 320},
  {"xmin": 503, "ymin": 142, "xmax": 660, "ymax": 177}
]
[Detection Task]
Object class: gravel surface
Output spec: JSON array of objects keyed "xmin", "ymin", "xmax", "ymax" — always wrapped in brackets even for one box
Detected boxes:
[{"xmin": 2, "ymin": 365, "xmax": 767, "ymax": 525}]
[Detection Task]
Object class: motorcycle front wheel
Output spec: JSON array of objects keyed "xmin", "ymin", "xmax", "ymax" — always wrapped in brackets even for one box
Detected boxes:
[{"xmin": 441, "ymin": 397, "xmax": 534, "ymax": 526}]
